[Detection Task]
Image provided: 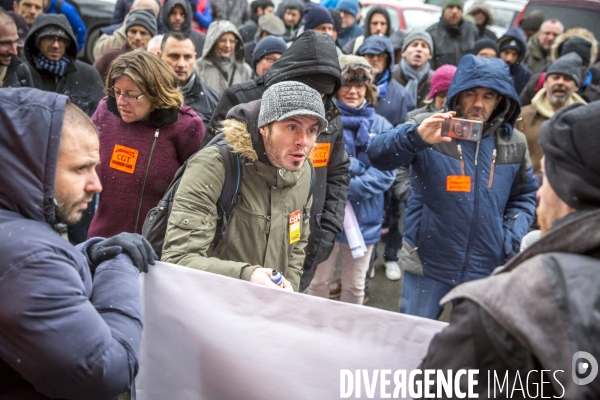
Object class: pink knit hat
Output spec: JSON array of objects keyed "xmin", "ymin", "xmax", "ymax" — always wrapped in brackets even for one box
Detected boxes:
[{"xmin": 428, "ymin": 64, "xmax": 458, "ymax": 100}]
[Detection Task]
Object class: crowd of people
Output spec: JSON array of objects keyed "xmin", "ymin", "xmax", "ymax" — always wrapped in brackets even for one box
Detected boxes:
[{"xmin": 1, "ymin": 0, "xmax": 599, "ymax": 397}]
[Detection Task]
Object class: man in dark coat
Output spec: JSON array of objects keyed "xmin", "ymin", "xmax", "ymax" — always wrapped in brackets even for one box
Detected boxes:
[
  {"xmin": 393, "ymin": 29, "xmax": 434, "ymax": 109},
  {"xmin": 342, "ymin": 5, "xmax": 392, "ymax": 55},
  {"xmin": 277, "ymin": 0, "xmax": 303, "ymax": 41},
  {"xmin": 417, "ymin": 101, "xmax": 600, "ymax": 399},
  {"xmin": 367, "ymin": 55, "xmax": 537, "ymax": 319},
  {"xmin": 0, "ymin": 9, "xmax": 32, "ymax": 88},
  {"xmin": 238, "ymin": 0, "xmax": 274, "ymax": 43},
  {"xmin": 160, "ymin": 31, "xmax": 219, "ymax": 127},
  {"xmin": 161, "ymin": 0, "xmax": 205, "ymax": 58},
  {"xmin": 24, "ymin": 14, "xmax": 103, "ymax": 117},
  {"xmin": 206, "ymin": 31, "xmax": 350, "ymax": 287},
  {"xmin": 0, "ymin": 88, "xmax": 156, "ymax": 399},
  {"xmin": 426, "ymin": 0, "xmax": 479, "ymax": 69},
  {"xmin": 357, "ymin": 35, "xmax": 416, "ymax": 125},
  {"xmin": 498, "ymin": 27, "xmax": 532, "ymax": 94}
]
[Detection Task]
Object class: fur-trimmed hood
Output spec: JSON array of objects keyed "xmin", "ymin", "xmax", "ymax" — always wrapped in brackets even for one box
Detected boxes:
[
  {"xmin": 223, "ymin": 99, "xmax": 262, "ymax": 162},
  {"xmin": 466, "ymin": 1, "xmax": 495, "ymax": 26},
  {"xmin": 551, "ymin": 27, "xmax": 598, "ymax": 64}
]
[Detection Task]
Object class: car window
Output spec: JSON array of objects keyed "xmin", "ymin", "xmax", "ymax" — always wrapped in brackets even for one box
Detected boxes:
[
  {"xmin": 525, "ymin": 5, "xmax": 600, "ymax": 41},
  {"xmin": 403, "ymin": 9, "xmax": 441, "ymax": 31},
  {"xmin": 361, "ymin": 5, "xmax": 400, "ymax": 32},
  {"xmin": 493, "ymin": 8, "xmax": 517, "ymax": 29}
]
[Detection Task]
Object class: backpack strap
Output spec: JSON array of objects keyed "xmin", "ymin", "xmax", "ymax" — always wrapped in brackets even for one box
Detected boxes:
[
  {"xmin": 213, "ymin": 139, "xmax": 241, "ymax": 243},
  {"xmin": 535, "ymin": 72, "xmax": 546, "ymax": 94}
]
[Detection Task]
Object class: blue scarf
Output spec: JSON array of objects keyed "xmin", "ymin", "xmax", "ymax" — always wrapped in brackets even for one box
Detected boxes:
[
  {"xmin": 581, "ymin": 69, "xmax": 593, "ymax": 88},
  {"xmin": 376, "ymin": 69, "xmax": 390, "ymax": 98},
  {"xmin": 338, "ymin": 100, "xmax": 376, "ymax": 158},
  {"xmin": 34, "ymin": 52, "xmax": 70, "ymax": 77}
]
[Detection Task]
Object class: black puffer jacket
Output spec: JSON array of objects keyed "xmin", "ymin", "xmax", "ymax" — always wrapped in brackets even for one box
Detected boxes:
[
  {"xmin": 206, "ymin": 30, "xmax": 350, "ymax": 271},
  {"xmin": 426, "ymin": 17, "xmax": 479, "ymax": 69},
  {"xmin": 419, "ymin": 210, "xmax": 600, "ymax": 399},
  {"xmin": 2, "ymin": 56, "xmax": 33, "ymax": 88},
  {"xmin": 161, "ymin": 0, "xmax": 205, "ymax": 59},
  {"xmin": 24, "ymin": 14, "xmax": 104, "ymax": 117}
]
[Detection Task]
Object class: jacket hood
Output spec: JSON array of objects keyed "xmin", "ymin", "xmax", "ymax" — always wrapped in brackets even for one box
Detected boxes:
[
  {"xmin": 551, "ymin": 27, "xmax": 598, "ymax": 65},
  {"xmin": 498, "ymin": 27, "xmax": 527, "ymax": 64},
  {"xmin": 364, "ymin": 6, "xmax": 392, "ymax": 37},
  {"xmin": 264, "ymin": 30, "xmax": 341, "ymax": 94},
  {"xmin": 356, "ymin": 35, "xmax": 395, "ymax": 75},
  {"xmin": 202, "ymin": 20, "xmax": 245, "ymax": 62},
  {"xmin": 277, "ymin": 0, "xmax": 304, "ymax": 19},
  {"xmin": 24, "ymin": 14, "xmax": 78, "ymax": 63},
  {"xmin": 0, "ymin": 88, "xmax": 67, "ymax": 225},
  {"xmin": 223, "ymin": 100, "xmax": 262, "ymax": 162},
  {"xmin": 447, "ymin": 54, "xmax": 520, "ymax": 131},
  {"xmin": 161, "ymin": 0, "xmax": 193, "ymax": 34},
  {"xmin": 466, "ymin": 1, "xmax": 495, "ymax": 26}
]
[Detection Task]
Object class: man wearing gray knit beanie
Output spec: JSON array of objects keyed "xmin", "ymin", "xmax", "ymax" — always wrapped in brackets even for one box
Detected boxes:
[
  {"xmin": 162, "ymin": 81, "xmax": 327, "ymax": 292},
  {"xmin": 393, "ymin": 30, "xmax": 434, "ymax": 108}
]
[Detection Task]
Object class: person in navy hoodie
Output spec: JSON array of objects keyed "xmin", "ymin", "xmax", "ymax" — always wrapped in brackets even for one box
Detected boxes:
[
  {"xmin": 356, "ymin": 34, "xmax": 415, "ymax": 126},
  {"xmin": 497, "ymin": 27, "xmax": 532, "ymax": 95},
  {"xmin": 367, "ymin": 55, "xmax": 537, "ymax": 319}
]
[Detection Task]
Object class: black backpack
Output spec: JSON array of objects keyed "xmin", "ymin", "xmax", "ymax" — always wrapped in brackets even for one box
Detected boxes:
[
  {"xmin": 142, "ymin": 136, "xmax": 242, "ymax": 258},
  {"xmin": 142, "ymin": 135, "xmax": 315, "ymax": 258}
]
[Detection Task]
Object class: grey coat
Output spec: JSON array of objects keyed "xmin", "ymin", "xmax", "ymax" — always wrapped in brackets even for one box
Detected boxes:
[{"xmin": 194, "ymin": 20, "xmax": 252, "ymax": 96}]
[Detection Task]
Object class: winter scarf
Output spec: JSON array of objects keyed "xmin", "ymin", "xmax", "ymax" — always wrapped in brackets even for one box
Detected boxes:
[
  {"xmin": 338, "ymin": 100, "xmax": 376, "ymax": 157},
  {"xmin": 400, "ymin": 58, "xmax": 431, "ymax": 104},
  {"xmin": 34, "ymin": 52, "xmax": 70, "ymax": 77},
  {"xmin": 376, "ymin": 69, "xmax": 390, "ymax": 98}
]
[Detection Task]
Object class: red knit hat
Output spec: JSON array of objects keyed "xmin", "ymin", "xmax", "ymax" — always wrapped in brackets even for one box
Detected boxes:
[{"xmin": 428, "ymin": 64, "xmax": 457, "ymax": 100}]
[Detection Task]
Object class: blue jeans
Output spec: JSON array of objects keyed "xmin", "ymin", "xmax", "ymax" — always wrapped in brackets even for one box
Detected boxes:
[{"xmin": 400, "ymin": 271, "xmax": 454, "ymax": 320}]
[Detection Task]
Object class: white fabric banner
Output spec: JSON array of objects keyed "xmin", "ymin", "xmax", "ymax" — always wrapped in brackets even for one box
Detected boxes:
[{"xmin": 135, "ymin": 262, "xmax": 447, "ymax": 400}]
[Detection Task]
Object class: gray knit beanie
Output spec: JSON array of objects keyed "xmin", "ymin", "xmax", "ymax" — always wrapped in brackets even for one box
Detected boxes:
[
  {"xmin": 126, "ymin": 8, "xmax": 158, "ymax": 37},
  {"xmin": 546, "ymin": 52, "xmax": 582, "ymax": 84},
  {"xmin": 401, "ymin": 30, "xmax": 434, "ymax": 54},
  {"xmin": 258, "ymin": 81, "xmax": 328, "ymax": 131}
]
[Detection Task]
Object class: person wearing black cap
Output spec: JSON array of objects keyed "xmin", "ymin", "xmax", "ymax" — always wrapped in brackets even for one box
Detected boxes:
[
  {"xmin": 472, "ymin": 37, "xmax": 498, "ymax": 58},
  {"xmin": 518, "ymin": 52, "xmax": 586, "ymax": 176},
  {"xmin": 497, "ymin": 27, "xmax": 532, "ymax": 94},
  {"xmin": 0, "ymin": 8, "xmax": 32, "ymax": 87},
  {"xmin": 251, "ymin": 35, "xmax": 286, "ymax": 76},
  {"xmin": 416, "ymin": 101, "xmax": 600, "ymax": 399},
  {"xmin": 520, "ymin": 27, "xmax": 600, "ymax": 106},
  {"xmin": 94, "ymin": 8, "xmax": 158, "ymax": 79},
  {"xmin": 206, "ymin": 30, "xmax": 350, "ymax": 292}
]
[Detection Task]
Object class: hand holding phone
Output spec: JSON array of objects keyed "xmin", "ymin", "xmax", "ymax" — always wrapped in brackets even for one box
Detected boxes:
[{"xmin": 441, "ymin": 118, "xmax": 483, "ymax": 142}]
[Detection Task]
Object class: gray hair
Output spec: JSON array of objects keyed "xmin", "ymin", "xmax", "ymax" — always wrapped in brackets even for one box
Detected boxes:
[{"xmin": 540, "ymin": 18, "xmax": 564, "ymax": 34}]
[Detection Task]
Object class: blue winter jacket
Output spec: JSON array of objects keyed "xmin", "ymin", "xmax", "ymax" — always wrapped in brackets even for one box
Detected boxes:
[
  {"xmin": 367, "ymin": 55, "xmax": 538, "ymax": 286},
  {"xmin": 357, "ymin": 35, "xmax": 416, "ymax": 126},
  {"xmin": 337, "ymin": 108, "xmax": 396, "ymax": 245},
  {"xmin": 498, "ymin": 27, "xmax": 532, "ymax": 95},
  {"xmin": 46, "ymin": 0, "xmax": 86, "ymax": 51},
  {"xmin": 338, "ymin": 22, "xmax": 362, "ymax": 48},
  {"xmin": 0, "ymin": 89, "xmax": 143, "ymax": 399}
]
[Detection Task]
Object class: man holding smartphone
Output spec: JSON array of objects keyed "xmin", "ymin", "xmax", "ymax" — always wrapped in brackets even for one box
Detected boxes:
[{"xmin": 367, "ymin": 54, "xmax": 538, "ymax": 320}]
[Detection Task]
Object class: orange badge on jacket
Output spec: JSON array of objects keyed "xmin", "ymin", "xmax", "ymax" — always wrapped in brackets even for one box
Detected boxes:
[
  {"xmin": 446, "ymin": 175, "xmax": 472, "ymax": 192},
  {"xmin": 110, "ymin": 144, "xmax": 139, "ymax": 174},
  {"xmin": 309, "ymin": 143, "xmax": 331, "ymax": 167}
]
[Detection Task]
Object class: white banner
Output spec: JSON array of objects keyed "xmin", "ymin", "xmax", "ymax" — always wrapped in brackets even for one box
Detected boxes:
[{"xmin": 135, "ymin": 262, "xmax": 447, "ymax": 400}]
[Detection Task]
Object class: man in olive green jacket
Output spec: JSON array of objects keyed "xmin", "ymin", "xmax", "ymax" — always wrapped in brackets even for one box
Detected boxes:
[{"xmin": 162, "ymin": 82, "xmax": 327, "ymax": 291}]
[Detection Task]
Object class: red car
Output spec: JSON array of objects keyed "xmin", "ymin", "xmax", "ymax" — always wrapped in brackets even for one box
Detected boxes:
[{"xmin": 360, "ymin": 0, "xmax": 442, "ymax": 32}]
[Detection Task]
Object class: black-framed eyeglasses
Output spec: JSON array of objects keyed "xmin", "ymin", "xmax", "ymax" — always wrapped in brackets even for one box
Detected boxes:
[{"xmin": 108, "ymin": 87, "xmax": 146, "ymax": 101}]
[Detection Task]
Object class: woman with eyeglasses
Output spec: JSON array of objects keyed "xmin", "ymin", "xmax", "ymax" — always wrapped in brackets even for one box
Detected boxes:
[
  {"xmin": 88, "ymin": 50, "xmax": 205, "ymax": 239},
  {"xmin": 194, "ymin": 20, "xmax": 252, "ymax": 95},
  {"xmin": 307, "ymin": 55, "xmax": 396, "ymax": 305}
]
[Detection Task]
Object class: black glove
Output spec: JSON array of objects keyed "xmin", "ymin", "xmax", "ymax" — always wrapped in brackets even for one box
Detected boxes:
[{"xmin": 88, "ymin": 233, "xmax": 158, "ymax": 273}]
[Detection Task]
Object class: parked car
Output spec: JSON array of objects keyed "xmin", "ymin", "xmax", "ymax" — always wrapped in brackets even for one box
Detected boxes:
[
  {"xmin": 514, "ymin": 0, "xmax": 600, "ymax": 45},
  {"xmin": 464, "ymin": 0, "xmax": 526, "ymax": 37},
  {"xmin": 360, "ymin": 0, "xmax": 442, "ymax": 32},
  {"xmin": 75, "ymin": 0, "xmax": 116, "ymax": 63}
]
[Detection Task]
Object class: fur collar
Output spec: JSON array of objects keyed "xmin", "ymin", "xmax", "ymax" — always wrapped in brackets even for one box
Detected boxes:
[
  {"xmin": 221, "ymin": 119, "xmax": 259, "ymax": 161},
  {"xmin": 106, "ymin": 95, "xmax": 180, "ymax": 128}
]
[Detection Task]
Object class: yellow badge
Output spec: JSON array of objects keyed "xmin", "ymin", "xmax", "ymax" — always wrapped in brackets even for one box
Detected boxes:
[
  {"xmin": 309, "ymin": 143, "xmax": 331, "ymax": 167},
  {"xmin": 289, "ymin": 210, "xmax": 301, "ymax": 244},
  {"xmin": 110, "ymin": 144, "xmax": 139, "ymax": 174},
  {"xmin": 446, "ymin": 175, "xmax": 472, "ymax": 192}
]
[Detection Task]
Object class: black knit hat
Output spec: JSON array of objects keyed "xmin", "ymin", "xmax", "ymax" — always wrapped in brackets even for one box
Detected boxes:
[
  {"xmin": 290, "ymin": 74, "xmax": 338, "ymax": 96},
  {"xmin": 498, "ymin": 37, "xmax": 523, "ymax": 56},
  {"xmin": 546, "ymin": 52, "xmax": 582, "ymax": 83},
  {"xmin": 472, "ymin": 38, "xmax": 498, "ymax": 57},
  {"xmin": 126, "ymin": 8, "xmax": 158, "ymax": 37},
  {"xmin": 559, "ymin": 37, "xmax": 592, "ymax": 67},
  {"xmin": 540, "ymin": 102, "xmax": 600, "ymax": 210}
]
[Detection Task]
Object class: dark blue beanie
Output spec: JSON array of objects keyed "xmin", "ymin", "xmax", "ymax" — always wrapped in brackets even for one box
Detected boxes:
[
  {"xmin": 252, "ymin": 36, "xmax": 288, "ymax": 69},
  {"xmin": 303, "ymin": 3, "xmax": 335, "ymax": 30}
]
